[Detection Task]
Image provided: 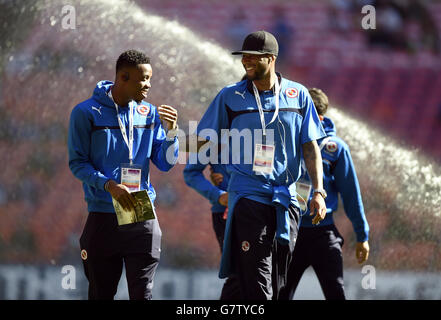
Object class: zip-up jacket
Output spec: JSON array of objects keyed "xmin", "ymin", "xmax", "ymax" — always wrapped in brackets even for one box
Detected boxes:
[
  {"xmin": 196, "ymin": 76, "xmax": 326, "ymax": 278},
  {"xmin": 300, "ymin": 116, "xmax": 369, "ymax": 242},
  {"xmin": 183, "ymin": 157, "xmax": 229, "ymax": 213},
  {"xmin": 68, "ymin": 80, "xmax": 179, "ymax": 213}
]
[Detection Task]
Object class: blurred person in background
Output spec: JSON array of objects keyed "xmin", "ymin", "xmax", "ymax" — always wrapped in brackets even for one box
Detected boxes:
[
  {"xmin": 269, "ymin": 5, "xmax": 294, "ymax": 69},
  {"xmin": 367, "ymin": 0, "xmax": 408, "ymax": 51},
  {"xmin": 404, "ymin": 0, "xmax": 440, "ymax": 54},
  {"xmin": 328, "ymin": 0, "xmax": 354, "ymax": 34},
  {"xmin": 194, "ymin": 31, "xmax": 327, "ymax": 299},
  {"xmin": 183, "ymin": 155, "xmax": 241, "ymax": 299},
  {"xmin": 68, "ymin": 49, "xmax": 179, "ymax": 300},
  {"xmin": 225, "ymin": 10, "xmax": 252, "ymax": 53},
  {"xmin": 278, "ymin": 88, "xmax": 370, "ymax": 300}
]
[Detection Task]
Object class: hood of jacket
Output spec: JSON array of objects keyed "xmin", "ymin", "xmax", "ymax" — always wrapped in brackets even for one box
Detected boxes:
[
  {"xmin": 321, "ymin": 116, "xmax": 336, "ymax": 137},
  {"xmin": 92, "ymin": 80, "xmax": 116, "ymax": 108}
]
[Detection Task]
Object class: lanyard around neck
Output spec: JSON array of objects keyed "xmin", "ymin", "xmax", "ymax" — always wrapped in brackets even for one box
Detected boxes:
[
  {"xmin": 252, "ymin": 77, "xmax": 280, "ymax": 137},
  {"xmin": 109, "ymin": 89, "xmax": 134, "ymax": 164}
]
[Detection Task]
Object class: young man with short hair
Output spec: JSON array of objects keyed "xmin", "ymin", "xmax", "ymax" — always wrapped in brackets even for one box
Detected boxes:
[{"xmin": 68, "ymin": 49, "xmax": 179, "ymax": 300}]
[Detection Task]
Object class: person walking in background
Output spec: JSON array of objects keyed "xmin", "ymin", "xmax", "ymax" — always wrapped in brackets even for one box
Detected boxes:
[
  {"xmin": 68, "ymin": 49, "xmax": 179, "ymax": 300},
  {"xmin": 225, "ymin": 10, "xmax": 252, "ymax": 53},
  {"xmin": 269, "ymin": 5, "xmax": 294, "ymax": 69},
  {"xmin": 279, "ymin": 88, "xmax": 370, "ymax": 300}
]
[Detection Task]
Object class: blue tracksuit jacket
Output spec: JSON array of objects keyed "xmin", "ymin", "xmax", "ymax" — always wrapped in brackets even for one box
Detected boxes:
[
  {"xmin": 183, "ymin": 157, "xmax": 229, "ymax": 213},
  {"xmin": 299, "ymin": 116, "xmax": 369, "ymax": 242},
  {"xmin": 196, "ymin": 75, "xmax": 326, "ymax": 278},
  {"xmin": 68, "ymin": 80, "xmax": 179, "ymax": 213}
]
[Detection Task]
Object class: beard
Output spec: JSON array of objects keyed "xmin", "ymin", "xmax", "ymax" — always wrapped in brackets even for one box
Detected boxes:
[{"xmin": 245, "ymin": 66, "xmax": 267, "ymax": 81}]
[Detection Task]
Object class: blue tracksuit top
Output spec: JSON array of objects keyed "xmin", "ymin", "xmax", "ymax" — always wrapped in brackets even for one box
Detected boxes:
[
  {"xmin": 68, "ymin": 80, "xmax": 179, "ymax": 213},
  {"xmin": 300, "ymin": 116, "xmax": 369, "ymax": 242},
  {"xmin": 196, "ymin": 76, "xmax": 326, "ymax": 278},
  {"xmin": 196, "ymin": 76, "xmax": 326, "ymax": 208},
  {"xmin": 183, "ymin": 156, "xmax": 229, "ymax": 213}
]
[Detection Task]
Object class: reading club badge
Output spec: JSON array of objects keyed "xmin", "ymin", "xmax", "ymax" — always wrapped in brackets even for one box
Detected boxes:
[
  {"xmin": 326, "ymin": 141, "xmax": 338, "ymax": 153},
  {"xmin": 241, "ymin": 241, "xmax": 250, "ymax": 252},
  {"xmin": 137, "ymin": 104, "xmax": 150, "ymax": 116},
  {"xmin": 286, "ymin": 88, "xmax": 298, "ymax": 98}
]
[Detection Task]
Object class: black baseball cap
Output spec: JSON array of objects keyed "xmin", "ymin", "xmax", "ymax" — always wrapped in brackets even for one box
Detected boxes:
[{"xmin": 232, "ymin": 30, "xmax": 279, "ymax": 56}]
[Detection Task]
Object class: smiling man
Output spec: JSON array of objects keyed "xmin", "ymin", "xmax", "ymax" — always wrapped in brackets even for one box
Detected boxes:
[
  {"xmin": 68, "ymin": 49, "xmax": 179, "ymax": 300},
  {"xmin": 194, "ymin": 31, "xmax": 327, "ymax": 299}
]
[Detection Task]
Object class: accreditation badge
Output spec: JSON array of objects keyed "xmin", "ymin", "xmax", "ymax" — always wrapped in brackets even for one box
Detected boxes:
[
  {"xmin": 253, "ymin": 144, "xmax": 275, "ymax": 175},
  {"xmin": 121, "ymin": 163, "xmax": 142, "ymax": 192},
  {"xmin": 295, "ymin": 179, "xmax": 312, "ymax": 214}
]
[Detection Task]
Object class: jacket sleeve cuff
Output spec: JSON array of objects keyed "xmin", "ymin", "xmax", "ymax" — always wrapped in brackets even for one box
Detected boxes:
[
  {"xmin": 356, "ymin": 232, "xmax": 369, "ymax": 243},
  {"xmin": 99, "ymin": 177, "xmax": 111, "ymax": 191}
]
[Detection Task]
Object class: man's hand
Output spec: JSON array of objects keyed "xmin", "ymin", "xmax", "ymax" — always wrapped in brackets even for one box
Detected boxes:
[
  {"xmin": 218, "ymin": 193, "xmax": 228, "ymax": 206},
  {"xmin": 309, "ymin": 193, "xmax": 326, "ymax": 225},
  {"xmin": 106, "ymin": 180, "xmax": 136, "ymax": 211},
  {"xmin": 356, "ymin": 241, "xmax": 370, "ymax": 264},
  {"xmin": 210, "ymin": 168, "xmax": 224, "ymax": 186},
  {"xmin": 158, "ymin": 105, "xmax": 178, "ymax": 131}
]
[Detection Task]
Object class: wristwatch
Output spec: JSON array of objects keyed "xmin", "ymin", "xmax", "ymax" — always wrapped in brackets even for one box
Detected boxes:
[{"xmin": 313, "ymin": 188, "xmax": 327, "ymax": 199}]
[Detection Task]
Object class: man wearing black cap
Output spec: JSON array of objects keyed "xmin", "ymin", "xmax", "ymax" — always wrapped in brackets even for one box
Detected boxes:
[{"xmin": 194, "ymin": 31, "xmax": 327, "ymax": 299}]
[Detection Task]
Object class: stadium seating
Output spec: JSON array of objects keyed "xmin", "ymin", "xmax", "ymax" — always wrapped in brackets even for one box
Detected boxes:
[{"xmin": 3, "ymin": 0, "xmax": 441, "ymax": 271}]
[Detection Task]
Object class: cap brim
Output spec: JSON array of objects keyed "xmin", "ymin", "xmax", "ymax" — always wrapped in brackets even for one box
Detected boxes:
[{"xmin": 231, "ymin": 50, "xmax": 269, "ymax": 55}]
